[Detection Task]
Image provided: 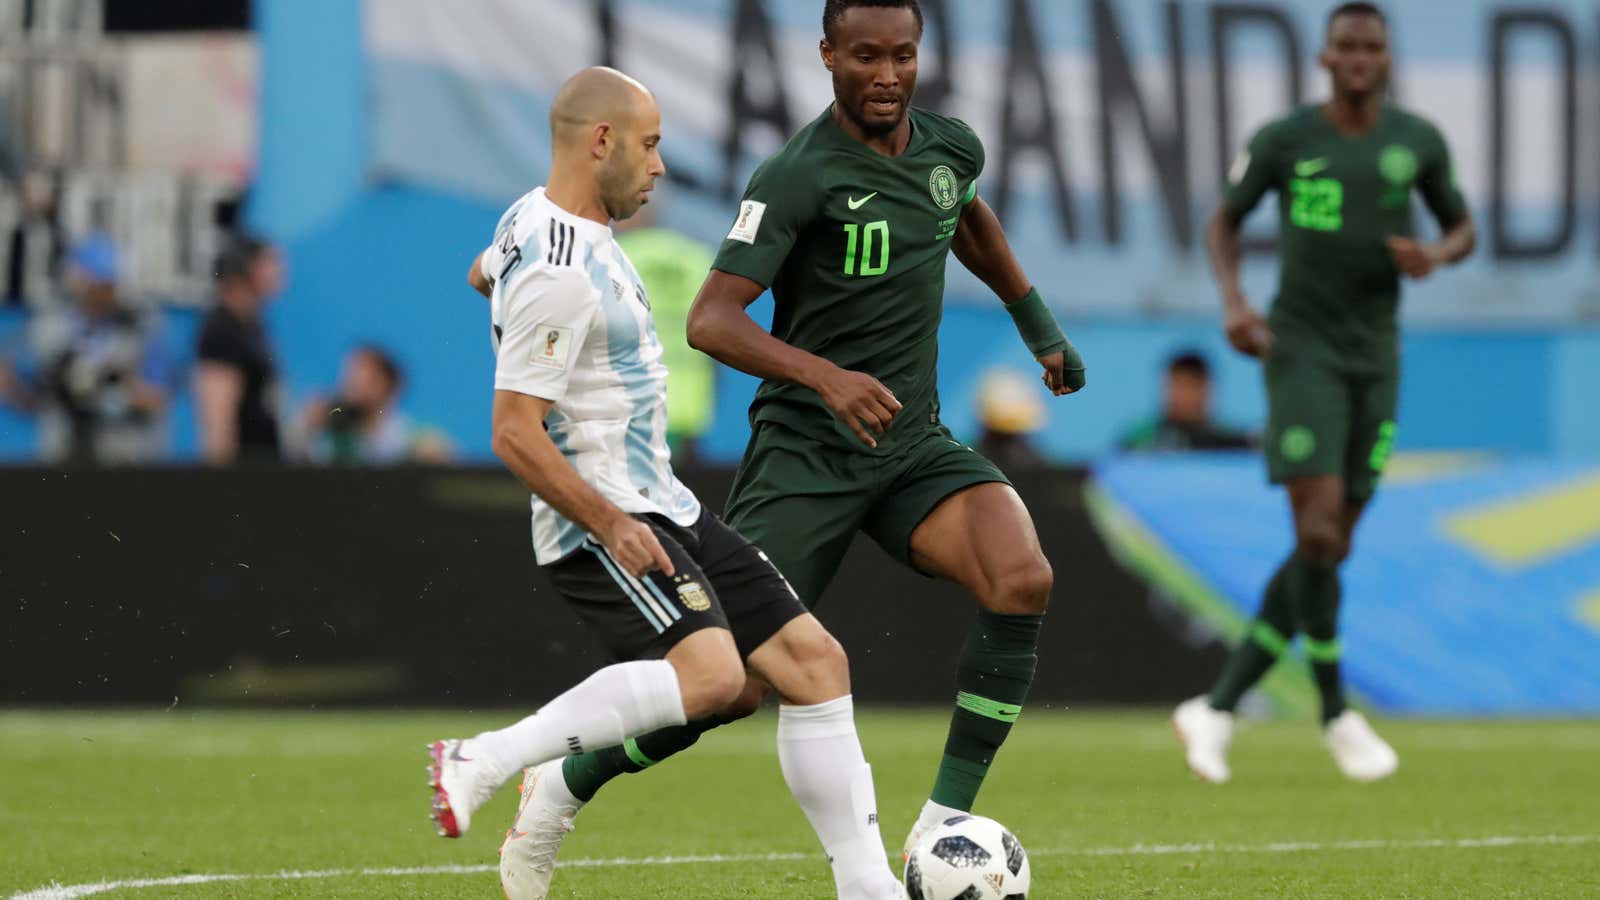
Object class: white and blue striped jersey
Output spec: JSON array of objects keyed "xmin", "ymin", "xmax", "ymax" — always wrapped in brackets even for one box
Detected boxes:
[{"xmin": 481, "ymin": 187, "xmax": 701, "ymax": 565}]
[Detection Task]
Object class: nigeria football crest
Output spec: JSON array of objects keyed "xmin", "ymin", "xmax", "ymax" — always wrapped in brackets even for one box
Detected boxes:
[
  {"xmin": 1379, "ymin": 145, "xmax": 1418, "ymax": 185},
  {"xmin": 929, "ymin": 165, "xmax": 959, "ymax": 210},
  {"xmin": 1281, "ymin": 425, "xmax": 1317, "ymax": 463}
]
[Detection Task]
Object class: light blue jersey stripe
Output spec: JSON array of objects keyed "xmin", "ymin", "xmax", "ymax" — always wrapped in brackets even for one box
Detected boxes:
[
  {"xmin": 612, "ymin": 252, "xmax": 675, "ymax": 505},
  {"xmin": 590, "ymin": 255, "xmax": 670, "ymax": 503}
]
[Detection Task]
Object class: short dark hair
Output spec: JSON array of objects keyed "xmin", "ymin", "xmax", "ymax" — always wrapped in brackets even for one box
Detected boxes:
[
  {"xmin": 214, "ymin": 233, "xmax": 271, "ymax": 284},
  {"xmin": 354, "ymin": 344, "xmax": 404, "ymax": 394},
  {"xmin": 1327, "ymin": 2, "xmax": 1386, "ymax": 34},
  {"xmin": 1167, "ymin": 350, "xmax": 1211, "ymax": 380},
  {"xmin": 822, "ymin": 0, "xmax": 923, "ymax": 43}
]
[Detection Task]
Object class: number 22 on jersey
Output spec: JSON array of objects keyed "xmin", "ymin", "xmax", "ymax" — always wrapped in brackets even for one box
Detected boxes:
[
  {"xmin": 843, "ymin": 221, "xmax": 891, "ymax": 277},
  {"xmin": 1290, "ymin": 178, "xmax": 1344, "ymax": 232}
]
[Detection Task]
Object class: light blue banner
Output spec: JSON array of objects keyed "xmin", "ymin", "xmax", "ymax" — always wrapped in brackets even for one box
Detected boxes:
[{"xmin": 1093, "ymin": 454, "xmax": 1600, "ymax": 714}]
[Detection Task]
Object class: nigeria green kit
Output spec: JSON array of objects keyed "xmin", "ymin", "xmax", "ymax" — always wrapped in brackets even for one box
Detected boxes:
[
  {"xmin": 1224, "ymin": 103, "xmax": 1467, "ymax": 499},
  {"xmin": 712, "ymin": 106, "xmax": 1009, "ymax": 605},
  {"xmin": 553, "ymin": 106, "xmax": 1048, "ymax": 824}
]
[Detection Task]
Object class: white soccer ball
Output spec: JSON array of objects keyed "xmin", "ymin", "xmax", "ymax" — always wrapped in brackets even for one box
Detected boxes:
[{"xmin": 904, "ymin": 814, "xmax": 1031, "ymax": 900}]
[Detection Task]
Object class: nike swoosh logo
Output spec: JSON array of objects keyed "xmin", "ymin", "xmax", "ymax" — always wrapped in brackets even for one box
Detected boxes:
[
  {"xmin": 847, "ymin": 192, "xmax": 878, "ymax": 210},
  {"xmin": 448, "ymin": 742, "xmax": 472, "ymax": 763},
  {"xmin": 1295, "ymin": 158, "xmax": 1330, "ymax": 177}
]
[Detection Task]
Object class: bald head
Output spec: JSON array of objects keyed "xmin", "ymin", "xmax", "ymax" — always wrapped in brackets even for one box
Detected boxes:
[
  {"xmin": 550, "ymin": 66, "xmax": 655, "ymax": 145},
  {"xmin": 545, "ymin": 67, "xmax": 666, "ymax": 223}
]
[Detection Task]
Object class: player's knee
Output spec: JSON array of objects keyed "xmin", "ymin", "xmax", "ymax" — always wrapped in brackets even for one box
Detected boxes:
[
  {"xmin": 786, "ymin": 625, "xmax": 849, "ymax": 685},
  {"xmin": 1295, "ymin": 520, "xmax": 1346, "ymax": 565},
  {"xmin": 986, "ymin": 555, "xmax": 1053, "ymax": 614},
  {"xmin": 714, "ymin": 679, "xmax": 769, "ymax": 723},
  {"xmin": 675, "ymin": 652, "xmax": 748, "ymax": 720},
  {"xmin": 1334, "ymin": 536, "xmax": 1355, "ymax": 565},
  {"xmin": 763, "ymin": 619, "xmax": 850, "ymax": 704}
]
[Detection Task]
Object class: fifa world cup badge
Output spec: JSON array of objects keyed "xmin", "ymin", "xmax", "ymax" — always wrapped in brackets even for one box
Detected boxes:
[{"xmin": 531, "ymin": 324, "xmax": 574, "ymax": 369}]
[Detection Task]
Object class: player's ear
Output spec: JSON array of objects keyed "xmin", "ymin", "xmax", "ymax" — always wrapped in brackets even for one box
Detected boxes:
[
  {"xmin": 591, "ymin": 122, "xmax": 613, "ymax": 161},
  {"xmin": 820, "ymin": 38, "xmax": 834, "ymax": 72}
]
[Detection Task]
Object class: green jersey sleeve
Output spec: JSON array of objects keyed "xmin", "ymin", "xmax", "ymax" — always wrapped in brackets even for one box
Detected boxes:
[
  {"xmin": 956, "ymin": 118, "xmax": 985, "ymax": 206},
  {"xmin": 1417, "ymin": 122, "xmax": 1468, "ymax": 229},
  {"xmin": 1221, "ymin": 122, "xmax": 1282, "ymax": 220},
  {"xmin": 712, "ymin": 156, "xmax": 824, "ymax": 288}
]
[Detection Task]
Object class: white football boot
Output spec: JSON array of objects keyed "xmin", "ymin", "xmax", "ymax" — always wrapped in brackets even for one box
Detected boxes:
[
  {"xmin": 1324, "ymin": 710, "xmax": 1398, "ymax": 782},
  {"xmin": 901, "ymin": 800, "xmax": 966, "ymax": 862},
  {"xmin": 1172, "ymin": 696, "xmax": 1235, "ymax": 784},
  {"xmin": 500, "ymin": 760, "xmax": 583, "ymax": 900},
  {"xmin": 426, "ymin": 738, "xmax": 503, "ymax": 838}
]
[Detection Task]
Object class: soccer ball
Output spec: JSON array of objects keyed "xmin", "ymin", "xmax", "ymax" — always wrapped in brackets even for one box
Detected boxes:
[{"xmin": 904, "ymin": 814, "xmax": 1031, "ymax": 900}]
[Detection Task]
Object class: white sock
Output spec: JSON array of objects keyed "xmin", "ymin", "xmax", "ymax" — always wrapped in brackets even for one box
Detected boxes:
[
  {"xmin": 777, "ymin": 696, "xmax": 899, "ymax": 900},
  {"xmin": 544, "ymin": 763, "xmax": 583, "ymax": 810},
  {"xmin": 473, "ymin": 660, "xmax": 686, "ymax": 785}
]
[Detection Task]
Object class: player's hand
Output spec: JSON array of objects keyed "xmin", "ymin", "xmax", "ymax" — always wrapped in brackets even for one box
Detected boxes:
[
  {"xmin": 1386, "ymin": 236, "xmax": 1437, "ymax": 280},
  {"xmin": 1224, "ymin": 302, "xmax": 1274, "ymax": 359},
  {"xmin": 600, "ymin": 515, "xmax": 675, "ymax": 578},
  {"xmin": 814, "ymin": 364, "xmax": 901, "ymax": 449},
  {"xmin": 1036, "ymin": 342, "xmax": 1086, "ymax": 397}
]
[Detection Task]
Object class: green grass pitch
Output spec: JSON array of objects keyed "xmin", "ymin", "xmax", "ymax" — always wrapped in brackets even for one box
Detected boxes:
[{"xmin": 3, "ymin": 709, "xmax": 1597, "ymax": 898}]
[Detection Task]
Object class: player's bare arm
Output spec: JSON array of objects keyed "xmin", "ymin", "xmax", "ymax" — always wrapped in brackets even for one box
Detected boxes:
[
  {"xmin": 1386, "ymin": 214, "xmax": 1476, "ymax": 280},
  {"xmin": 1205, "ymin": 202, "xmax": 1274, "ymax": 359},
  {"xmin": 687, "ymin": 270, "xmax": 902, "ymax": 448},
  {"xmin": 491, "ymin": 389, "xmax": 673, "ymax": 577},
  {"xmin": 467, "ymin": 250, "xmax": 492, "ymax": 298},
  {"xmin": 951, "ymin": 195, "xmax": 1081, "ymax": 396}
]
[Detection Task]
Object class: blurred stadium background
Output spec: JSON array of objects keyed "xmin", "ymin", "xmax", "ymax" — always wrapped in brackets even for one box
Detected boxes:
[{"xmin": 2, "ymin": 0, "xmax": 1599, "ymax": 897}]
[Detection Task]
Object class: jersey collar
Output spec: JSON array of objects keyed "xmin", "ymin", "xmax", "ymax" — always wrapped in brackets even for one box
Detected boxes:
[
  {"xmin": 819, "ymin": 104, "xmax": 926, "ymax": 159},
  {"xmin": 533, "ymin": 187, "xmax": 615, "ymax": 241}
]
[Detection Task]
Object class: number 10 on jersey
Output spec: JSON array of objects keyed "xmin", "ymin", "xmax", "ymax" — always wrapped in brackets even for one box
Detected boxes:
[{"xmin": 843, "ymin": 221, "xmax": 890, "ymax": 277}]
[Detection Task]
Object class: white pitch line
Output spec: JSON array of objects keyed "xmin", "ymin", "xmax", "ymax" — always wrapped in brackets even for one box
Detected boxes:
[
  {"xmin": 1047, "ymin": 833, "xmax": 1600, "ymax": 858},
  {"xmin": 12, "ymin": 835, "xmax": 1598, "ymax": 899},
  {"xmin": 8, "ymin": 854, "xmax": 807, "ymax": 900}
]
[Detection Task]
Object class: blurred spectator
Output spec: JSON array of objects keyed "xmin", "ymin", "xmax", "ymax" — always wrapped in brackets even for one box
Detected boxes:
[
  {"xmin": 196, "ymin": 234, "xmax": 285, "ymax": 463},
  {"xmin": 0, "ymin": 92, "xmax": 22, "ymax": 184},
  {"xmin": 0, "ymin": 234, "xmax": 173, "ymax": 463},
  {"xmin": 975, "ymin": 368, "xmax": 1047, "ymax": 469},
  {"xmin": 4, "ymin": 170, "xmax": 65, "ymax": 309},
  {"xmin": 616, "ymin": 209, "xmax": 715, "ymax": 463},
  {"xmin": 1119, "ymin": 350, "xmax": 1254, "ymax": 452},
  {"xmin": 295, "ymin": 344, "xmax": 453, "ymax": 465}
]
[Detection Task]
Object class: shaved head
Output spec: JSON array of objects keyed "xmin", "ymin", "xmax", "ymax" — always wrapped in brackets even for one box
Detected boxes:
[
  {"xmin": 550, "ymin": 66, "xmax": 654, "ymax": 145},
  {"xmin": 545, "ymin": 67, "xmax": 664, "ymax": 222}
]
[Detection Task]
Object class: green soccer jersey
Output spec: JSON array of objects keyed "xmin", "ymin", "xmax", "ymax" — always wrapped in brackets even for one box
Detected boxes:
[
  {"xmin": 1224, "ymin": 103, "xmax": 1468, "ymax": 369},
  {"xmin": 712, "ymin": 106, "xmax": 983, "ymax": 452}
]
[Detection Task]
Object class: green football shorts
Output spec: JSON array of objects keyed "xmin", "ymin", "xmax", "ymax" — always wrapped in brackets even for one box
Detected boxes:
[
  {"xmin": 724, "ymin": 421, "xmax": 1010, "ymax": 607},
  {"xmin": 1263, "ymin": 344, "xmax": 1399, "ymax": 502}
]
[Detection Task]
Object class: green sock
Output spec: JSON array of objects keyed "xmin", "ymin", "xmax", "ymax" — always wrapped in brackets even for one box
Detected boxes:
[
  {"xmin": 1292, "ymin": 559, "xmax": 1346, "ymax": 724},
  {"xmin": 929, "ymin": 610, "xmax": 1043, "ymax": 811},
  {"xmin": 1208, "ymin": 556, "xmax": 1298, "ymax": 712},
  {"xmin": 561, "ymin": 716, "xmax": 725, "ymax": 803}
]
